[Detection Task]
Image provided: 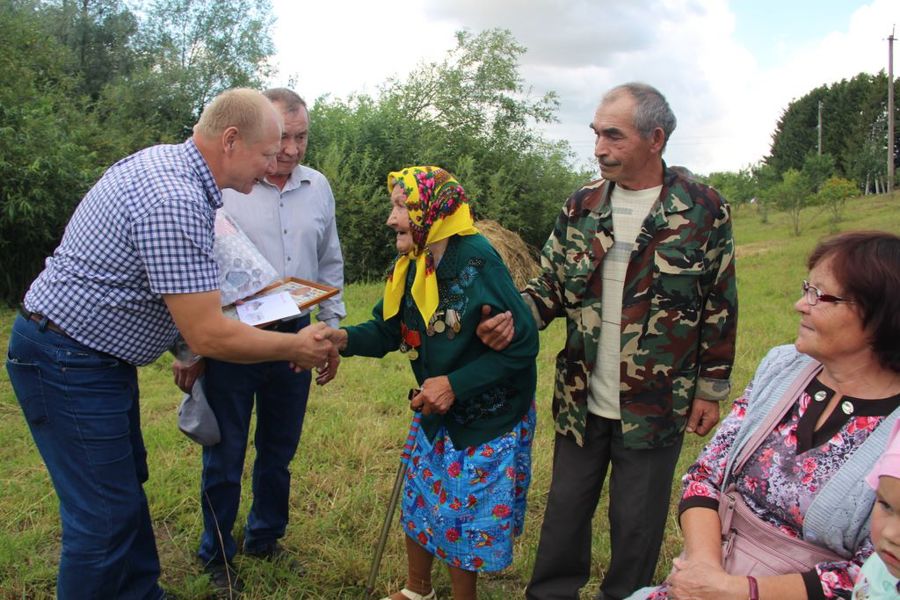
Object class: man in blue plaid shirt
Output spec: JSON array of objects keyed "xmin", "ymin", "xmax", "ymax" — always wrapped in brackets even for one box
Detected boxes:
[{"xmin": 6, "ymin": 88, "xmax": 339, "ymax": 600}]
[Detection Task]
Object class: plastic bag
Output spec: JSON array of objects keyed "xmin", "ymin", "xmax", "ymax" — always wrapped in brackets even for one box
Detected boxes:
[{"xmin": 213, "ymin": 210, "xmax": 279, "ymax": 306}]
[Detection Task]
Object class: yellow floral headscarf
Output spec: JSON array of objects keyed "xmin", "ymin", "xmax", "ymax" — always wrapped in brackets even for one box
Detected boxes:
[{"xmin": 383, "ymin": 166, "xmax": 478, "ymax": 324}]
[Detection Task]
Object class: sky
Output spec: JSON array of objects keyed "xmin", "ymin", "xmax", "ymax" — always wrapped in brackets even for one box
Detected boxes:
[{"xmin": 269, "ymin": 0, "xmax": 899, "ymax": 175}]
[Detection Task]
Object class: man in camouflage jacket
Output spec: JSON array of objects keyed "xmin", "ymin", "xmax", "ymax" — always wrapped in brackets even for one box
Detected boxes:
[
  {"xmin": 481, "ymin": 83, "xmax": 736, "ymax": 600},
  {"xmin": 526, "ymin": 162, "xmax": 736, "ymax": 452}
]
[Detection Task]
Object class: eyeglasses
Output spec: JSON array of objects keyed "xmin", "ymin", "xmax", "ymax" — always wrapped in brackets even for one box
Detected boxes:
[{"xmin": 802, "ymin": 280, "xmax": 853, "ymax": 306}]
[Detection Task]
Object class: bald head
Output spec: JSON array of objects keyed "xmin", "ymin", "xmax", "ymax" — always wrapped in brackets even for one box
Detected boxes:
[
  {"xmin": 192, "ymin": 88, "xmax": 283, "ymax": 194},
  {"xmin": 195, "ymin": 88, "xmax": 281, "ymax": 143}
]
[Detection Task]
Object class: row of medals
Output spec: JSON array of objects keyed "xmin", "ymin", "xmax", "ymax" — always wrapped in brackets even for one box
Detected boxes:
[{"xmin": 399, "ymin": 309, "xmax": 461, "ymax": 361}]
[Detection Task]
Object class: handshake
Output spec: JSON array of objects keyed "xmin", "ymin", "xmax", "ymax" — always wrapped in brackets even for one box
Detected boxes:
[
  {"xmin": 171, "ymin": 305, "xmax": 520, "ymax": 395},
  {"xmin": 171, "ymin": 322, "xmax": 349, "ymax": 393},
  {"xmin": 286, "ymin": 322, "xmax": 347, "ymax": 385}
]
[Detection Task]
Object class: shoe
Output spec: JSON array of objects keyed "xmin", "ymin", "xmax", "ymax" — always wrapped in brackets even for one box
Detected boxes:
[
  {"xmin": 202, "ymin": 561, "xmax": 244, "ymax": 599},
  {"xmin": 243, "ymin": 541, "xmax": 303, "ymax": 572},
  {"xmin": 379, "ymin": 588, "xmax": 437, "ymax": 600}
]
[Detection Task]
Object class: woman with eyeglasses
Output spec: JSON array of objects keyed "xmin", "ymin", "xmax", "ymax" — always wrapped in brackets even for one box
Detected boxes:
[{"xmin": 628, "ymin": 231, "xmax": 900, "ymax": 600}]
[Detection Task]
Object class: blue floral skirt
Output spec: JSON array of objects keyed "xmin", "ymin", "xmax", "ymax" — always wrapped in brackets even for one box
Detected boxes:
[{"xmin": 399, "ymin": 404, "xmax": 536, "ymax": 572}]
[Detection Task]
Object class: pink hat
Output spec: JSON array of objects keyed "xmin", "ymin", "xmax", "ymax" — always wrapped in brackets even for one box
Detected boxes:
[{"xmin": 866, "ymin": 419, "xmax": 900, "ymax": 489}]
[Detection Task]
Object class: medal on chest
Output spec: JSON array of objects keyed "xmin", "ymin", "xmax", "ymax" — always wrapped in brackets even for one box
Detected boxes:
[
  {"xmin": 425, "ymin": 308, "xmax": 461, "ymax": 340},
  {"xmin": 400, "ymin": 323, "xmax": 421, "ymax": 361}
]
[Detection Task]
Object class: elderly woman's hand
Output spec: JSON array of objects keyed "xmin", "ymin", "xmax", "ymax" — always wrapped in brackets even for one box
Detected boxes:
[
  {"xmin": 315, "ymin": 351, "xmax": 340, "ymax": 386},
  {"xmin": 411, "ymin": 376, "xmax": 456, "ymax": 415},
  {"xmin": 665, "ymin": 557, "xmax": 747, "ymax": 600}
]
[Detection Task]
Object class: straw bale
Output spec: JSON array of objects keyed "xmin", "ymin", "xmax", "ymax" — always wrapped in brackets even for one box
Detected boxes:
[{"xmin": 475, "ymin": 219, "xmax": 541, "ymax": 288}]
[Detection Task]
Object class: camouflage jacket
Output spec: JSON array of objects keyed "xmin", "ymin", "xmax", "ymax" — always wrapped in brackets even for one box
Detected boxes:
[{"xmin": 524, "ymin": 165, "xmax": 737, "ymax": 449}]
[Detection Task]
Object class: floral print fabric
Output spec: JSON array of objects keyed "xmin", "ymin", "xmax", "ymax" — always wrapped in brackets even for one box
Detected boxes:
[
  {"xmin": 400, "ymin": 405, "xmax": 536, "ymax": 572},
  {"xmin": 383, "ymin": 166, "xmax": 478, "ymax": 324},
  {"xmin": 644, "ymin": 383, "xmax": 888, "ymax": 599}
]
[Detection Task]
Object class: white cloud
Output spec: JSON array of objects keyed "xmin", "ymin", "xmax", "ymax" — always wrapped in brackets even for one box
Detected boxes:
[
  {"xmin": 423, "ymin": 0, "xmax": 661, "ymax": 64},
  {"xmin": 269, "ymin": 0, "xmax": 457, "ymax": 101},
  {"xmin": 721, "ymin": 0, "xmax": 899, "ymax": 173},
  {"xmin": 268, "ymin": 0, "xmax": 900, "ymax": 174}
]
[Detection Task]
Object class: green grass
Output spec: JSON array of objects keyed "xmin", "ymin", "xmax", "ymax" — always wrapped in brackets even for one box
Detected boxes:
[{"xmin": 0, "ymin": 195, "xmax": 897, "ymax": 599}]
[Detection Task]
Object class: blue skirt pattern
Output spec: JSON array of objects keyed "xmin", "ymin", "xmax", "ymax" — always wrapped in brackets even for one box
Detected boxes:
[{"xmin": 400, "ymin": 405, "xmax": 536, "ymax": 572}]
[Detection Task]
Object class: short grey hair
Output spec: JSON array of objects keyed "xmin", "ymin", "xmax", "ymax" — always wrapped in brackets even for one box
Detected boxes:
[
  {"xmin": 263, "ymin": 88, "xmax": 307, "ymax": 115},
  {"xmin": 603, "ymin": 82, "xmax": 677, "ymax": 151}
]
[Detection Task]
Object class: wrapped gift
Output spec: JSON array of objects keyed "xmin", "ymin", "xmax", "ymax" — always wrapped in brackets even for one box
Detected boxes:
[{"xmin": 213, "ymin": 210, "xmax": 280, "ymax": 306}]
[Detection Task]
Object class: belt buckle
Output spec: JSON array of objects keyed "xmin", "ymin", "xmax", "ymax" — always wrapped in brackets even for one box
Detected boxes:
[
  {"xmin": 19, "ymin": 305, "xmax": 60, "ymax": 335},
  {"xmin": 18, "ymin": 304, "xmax": 35, "ymax": 321}
]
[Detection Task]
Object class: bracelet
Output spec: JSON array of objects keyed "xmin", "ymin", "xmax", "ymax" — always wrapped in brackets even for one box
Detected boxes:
[{"xmin": 746, "ymin": 575, "xmax": 760, "ymax": 600}]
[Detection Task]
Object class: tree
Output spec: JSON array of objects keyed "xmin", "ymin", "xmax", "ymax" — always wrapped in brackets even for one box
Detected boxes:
[
  {"xmin": 378, "ymin": 29, "xmax": 585, "ymax": 246},
  {"xmin": 0, "ymin": 0, "xmax": 104, "ymax": 303},
  {"xmin": 752, "ymin": 162, "xmax": 781, "ymax": 223},
  {"xmin": 766, "ymin": 72, "xmax": 900, "ymax": 189},
  {"xmin": 383, "ymin": 29, "xmax": 558, "ymax": 154},
  {"xmin": 774, "ymin": 169, "xmax": 811, "ymax": 236},
  {"xmin": 139, "ymin": 0, "xmax": 274, "ymax": 114},
  {"xmin": 308, "ymin": 29, "xmax": 587, "ymax": 282},
  {"xmin": 801, "ymin": 152, "xmax": 835, "ymax": 194},
  {"xmin": 706, "ymin": 169, "xmax": 755, "ymax": 205},
  {"xmin": 76, "ymin": 0, "xmax": 278, "ymax": 158},
  {"xmin": 846, "ymin": 110, "xmax": 888, "ymax": 194},
  {"xmin": 816, "ymin": 176, "xmax": 857, "ymax": 231},
  {"xmin": 0, "ymin": 0, "xmax": 280, "ymax": 303},
  {"xmin": 767, "ymin": 88, "xmax": 825, "ymax": 175},
  {"xmin": 97, "ymin": 0, "xmax": 276, "ymax": 146},
  {"xmin": 41, "ymin": 0, "xmax": 139, "ymax": 100}
]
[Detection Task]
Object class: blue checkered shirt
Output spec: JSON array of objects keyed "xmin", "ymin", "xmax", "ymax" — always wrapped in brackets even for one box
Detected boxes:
[{"xmin": 24, "ymin": 139, "xmax": 223, "ymax": 365}]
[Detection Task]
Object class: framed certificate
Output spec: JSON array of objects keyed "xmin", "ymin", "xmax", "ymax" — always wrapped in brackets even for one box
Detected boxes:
[{"xmin": 223, "ymin": 277, "xmax": 339, "ymax": 327}]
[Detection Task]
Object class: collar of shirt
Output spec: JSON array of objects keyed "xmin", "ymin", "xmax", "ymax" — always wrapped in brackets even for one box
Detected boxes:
[
  {"xmin": 262, "ymin": 164, "xmax": 312, "ymax": 194},
  {"xmin": 182, "ymin": 138, "xmax": 223, "ymax": 211}
]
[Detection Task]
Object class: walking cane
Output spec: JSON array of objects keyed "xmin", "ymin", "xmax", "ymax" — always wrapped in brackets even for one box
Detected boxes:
[{"xmin": 365, "ymin": 393, "xmax": 423, "ymax": 597}]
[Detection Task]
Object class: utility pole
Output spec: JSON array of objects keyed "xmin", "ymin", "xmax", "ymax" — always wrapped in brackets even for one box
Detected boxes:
[
  {"xmin": 889, "ymin": 26, "xmax": 895, "ymax": 195},
  {"xmin": 818, "ymin": 100, "xmax": 823, "ymax": 155}
]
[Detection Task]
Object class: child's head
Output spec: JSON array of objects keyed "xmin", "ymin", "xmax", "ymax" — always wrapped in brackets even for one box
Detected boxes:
[{"xmin": 867, "ymin": 420, "xmax": 900, "ymax": 578}]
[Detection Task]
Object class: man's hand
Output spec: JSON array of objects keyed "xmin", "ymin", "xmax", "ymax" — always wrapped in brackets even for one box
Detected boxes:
[
  {"xmin": 172, "ymin": 358, "xmax": 205, "ymax": 393},
  {"xmin": 410, "ymin": 376, "xmax": 455, "ymax": 415},
  {"xmin": 475, "ymin": 305, "xmax": 514, "ymax": 351},
  {"xmin": 686, "ymin": 397, "xmax": 720, "ymax": 436},
  {"xmin": 313, "ymin": 326, "xmax": 345, "ymax": 384},
  {"xmin": 287, "ymin": 323, "xmax": 335, "ymax": 371}
]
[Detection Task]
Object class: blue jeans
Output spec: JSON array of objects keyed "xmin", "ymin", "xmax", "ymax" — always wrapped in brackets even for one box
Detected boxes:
[
  {"xmin": 6, "ymin": 315, "xmax": 164, "ymax": 600},
  {"xmin": 198, "ymin": 315, "xmax": 312, "ymax": 564}
]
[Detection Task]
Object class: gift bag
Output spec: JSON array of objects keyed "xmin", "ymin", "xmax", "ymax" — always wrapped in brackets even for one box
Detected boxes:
[{"xmin": 177, "ymin": 377, "xmax": 220, "ymax": 446}]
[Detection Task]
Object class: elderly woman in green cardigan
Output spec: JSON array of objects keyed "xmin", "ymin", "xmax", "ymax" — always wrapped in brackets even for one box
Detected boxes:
[{"xmin": 331, "ymin": 166, "xmax": 538, "ymax": 600}]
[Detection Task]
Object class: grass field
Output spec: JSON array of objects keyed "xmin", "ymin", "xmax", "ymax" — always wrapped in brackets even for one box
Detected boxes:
[{"xmin": 0, "ymin": 195, "xmax": 897, "ymax": 599}]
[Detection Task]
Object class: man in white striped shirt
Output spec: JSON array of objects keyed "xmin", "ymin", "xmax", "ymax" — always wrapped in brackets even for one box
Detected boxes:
[{"xmin": 174, "ymin": 88, "xmax": 346, "ymax": 594}]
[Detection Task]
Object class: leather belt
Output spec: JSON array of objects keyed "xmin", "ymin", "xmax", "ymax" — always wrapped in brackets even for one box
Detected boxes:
[
  {"xmin": 263, "ymin": 315, "xmax": 308, "ymax": 333},
  {"xmin": 18, "ymin": 306, "xmax": 68, "ymax": 336}
]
